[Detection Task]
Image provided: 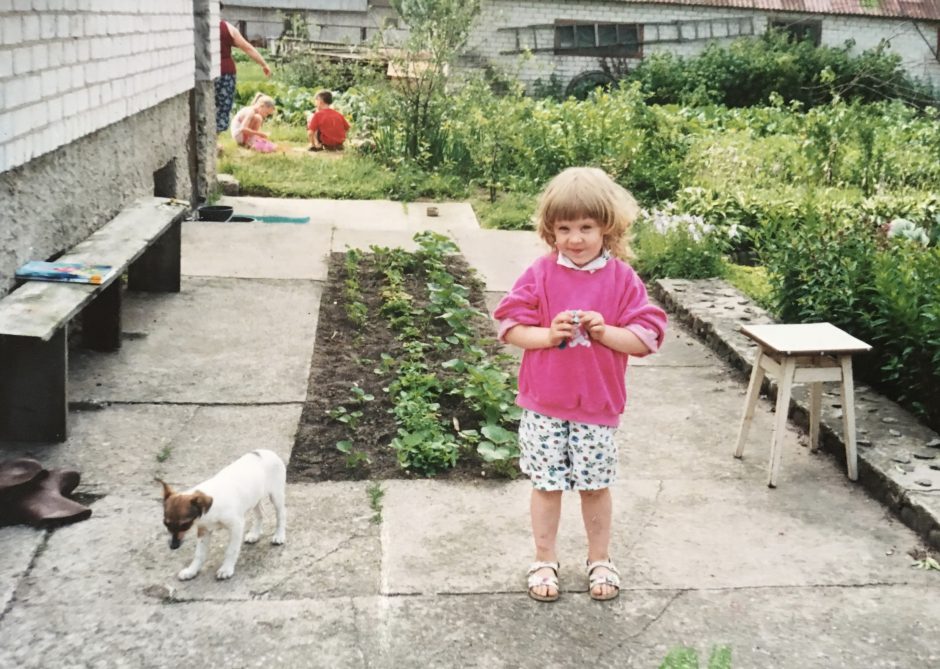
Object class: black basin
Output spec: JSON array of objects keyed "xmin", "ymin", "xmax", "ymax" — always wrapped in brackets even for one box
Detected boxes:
[{"xmin": 197, "ymin": 205, "xmax": 234, "ymax": 221}]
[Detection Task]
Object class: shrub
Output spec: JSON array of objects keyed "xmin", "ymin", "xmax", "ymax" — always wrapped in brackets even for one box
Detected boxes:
[
  {"xmin": 629, "ymin": 31, "xmax": 937, "ymax": 108},
  {"xmin": 866, "ymin": 242, "xmax": 940, "ymax": 425},
  {"xmin": 633, "ymin": 208, "xmax": 729, "ymax": 280}
]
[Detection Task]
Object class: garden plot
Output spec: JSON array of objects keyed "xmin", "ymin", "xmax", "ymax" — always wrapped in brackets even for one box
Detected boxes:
[{"xmin": 289, "ymin": 232, "xmax": 520, "ymax": 482}]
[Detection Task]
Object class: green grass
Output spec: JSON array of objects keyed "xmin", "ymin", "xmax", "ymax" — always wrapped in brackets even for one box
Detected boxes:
[
  {"xmin": 723, "ymin": 263, "xmax": 774, "ymax": 311},
  {"xmin": 469, "ymin": 190, "xmax": 538, "ymax": 231},
  {"xmin": 659, "ymin": 645, "xmax": 732, "ymax": 669},
  {"xmin": 236, "ymin": 59, "xmax": 268, "ymax": 85}
]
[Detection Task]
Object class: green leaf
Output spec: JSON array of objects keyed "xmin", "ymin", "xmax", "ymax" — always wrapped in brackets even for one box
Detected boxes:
[
  {"xmin": 481, "ymin": 424, "xmax": 514, "ymax": 444},
  {"xmin": 336, "ymin": 440, "xmax": 353, "ymax": 453}
]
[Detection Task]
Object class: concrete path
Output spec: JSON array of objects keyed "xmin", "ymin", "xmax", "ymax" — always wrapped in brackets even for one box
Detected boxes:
[{"xmin": 1, "ymin": 197, "xmax": 937, "ymax": 668}]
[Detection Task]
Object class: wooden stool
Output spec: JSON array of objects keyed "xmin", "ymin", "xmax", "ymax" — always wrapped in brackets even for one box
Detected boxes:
[{"xmin": 734, "ymin": 323, "xmax": 871, "ymax": 488}]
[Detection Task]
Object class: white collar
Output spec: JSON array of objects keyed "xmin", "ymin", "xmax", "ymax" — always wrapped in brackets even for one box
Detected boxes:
[{"xmin": 557, "ymin": 249, "xmax": 610, "ymax": 273}]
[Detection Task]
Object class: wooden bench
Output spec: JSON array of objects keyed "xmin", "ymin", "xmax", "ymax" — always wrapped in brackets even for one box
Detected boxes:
[{"xmin": 0, "ymin": 197, "xmax": 189, "ymax": 443}]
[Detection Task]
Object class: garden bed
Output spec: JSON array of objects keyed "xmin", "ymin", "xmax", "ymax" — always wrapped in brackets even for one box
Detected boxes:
[{"xmin": 288, "ymin": 233, "xmax": 520, "ymax": 482}]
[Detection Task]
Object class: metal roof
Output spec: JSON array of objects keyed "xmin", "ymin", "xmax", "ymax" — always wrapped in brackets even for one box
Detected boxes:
[{"xmin": 614, "ymin": 0, "xmax": 940, "ymax": 21}]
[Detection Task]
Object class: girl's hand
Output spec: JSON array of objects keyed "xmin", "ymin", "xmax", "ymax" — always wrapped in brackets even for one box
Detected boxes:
[
  {"xmin": 548, "ymin": 311, "xmax": 576, "ymax": 347},
  {"xmin": 578, "ymin": 310, "xmax": 607, "ymax": 340}
]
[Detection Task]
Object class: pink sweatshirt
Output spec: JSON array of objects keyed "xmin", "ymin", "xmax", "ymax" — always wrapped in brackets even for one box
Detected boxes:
[{"xmin": 493, "ymin": 253, "xmax": 668, "ymax": 426}]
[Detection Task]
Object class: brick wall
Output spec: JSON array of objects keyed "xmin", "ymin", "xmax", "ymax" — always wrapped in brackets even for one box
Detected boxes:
[
  {"xmin": 468, "ymin": 1, "xmax": 940, "ymax": 91},
  {"xmin": 0, "ymin": 1, "xmax": 198, "ymax": 173}
]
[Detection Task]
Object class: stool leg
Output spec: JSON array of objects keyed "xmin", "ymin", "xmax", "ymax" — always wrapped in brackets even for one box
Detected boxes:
[
  {"xmin": 768, "ymin": 357, "xmax": 796, "ymax": 488},
  {"xmin": 839, "ymin": 355, "xmax": 859, "ymax": 481},
  {"xmin": 809, "ymin": 382, "xmax": 822, "ymax": 453},
  {"xmin": 734, "ymin": 349, "xmax": 765, "ymax": 458}
]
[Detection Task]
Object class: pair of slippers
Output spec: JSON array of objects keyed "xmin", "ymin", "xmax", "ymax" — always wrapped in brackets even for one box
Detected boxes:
[
  {"xmin": 526, "ymin": 559, "xmax": 621, "ymax": 602},
  {"xmin": 0, "ymin": 458, "xmax": 92, "ymax": 527}
]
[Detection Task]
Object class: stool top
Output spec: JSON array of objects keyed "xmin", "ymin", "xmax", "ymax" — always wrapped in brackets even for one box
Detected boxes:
[{"xmin": 740, "ymin": 322, "xmax": 871, "ymax": 355}]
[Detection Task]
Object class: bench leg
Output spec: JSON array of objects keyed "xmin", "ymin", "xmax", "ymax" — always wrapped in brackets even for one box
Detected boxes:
[
  {"xmin": 0, "ymin": 328, "xmax": 68, "ymax": 442},
  {"xmin": 128, "ymin": 219, "xmax": 181, "ymax": 292},
  {"xmin": 809, "ymin": 381, "xmax": 822, "ymax": 453},
  {"xmin": 734, "ymin": 348, "xmax": 765, "ymax": 459},
  {"xmin": 767, "ymin": 357, "xmax": 796, "ymax": 488},
  {"xmin": 839, "ymin": 355, "xmax": 859, "ymax": 481},
  {"xmin": 82, "ymin": 278, "xmax": 122, "ymax": 351}
]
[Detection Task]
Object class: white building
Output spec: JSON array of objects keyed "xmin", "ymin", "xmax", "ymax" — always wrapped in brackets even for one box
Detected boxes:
[
  {"xmin": 222, "ymin": 0, "xmax": 405, "ymax": 45},
  {"xmin": 0, "ymin": 1, "xmax": 219, "ymax": 297},
  {"xmin": 464, "ymin": 0, "xmax": 940, "ymax": 93}
]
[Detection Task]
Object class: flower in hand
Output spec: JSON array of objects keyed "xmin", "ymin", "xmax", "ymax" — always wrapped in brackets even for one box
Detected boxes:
[{"xmin": 548, "ymin": 311, "xmax": 576, "ymax": 347}]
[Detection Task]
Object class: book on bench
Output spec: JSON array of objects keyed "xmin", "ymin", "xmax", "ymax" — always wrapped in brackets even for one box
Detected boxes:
[{"xmin": 15, "ymin": 261, "xmax": 118, "ymax": 286}]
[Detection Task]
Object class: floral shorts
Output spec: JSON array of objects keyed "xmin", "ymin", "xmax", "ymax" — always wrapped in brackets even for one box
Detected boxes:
[
  {"xmin": 214, "ymin": 74, "xmax": 236, "ymax": 132},
  {"xmin": 518, "ymin": 410, "xmax": 618, "ymax": 491}
]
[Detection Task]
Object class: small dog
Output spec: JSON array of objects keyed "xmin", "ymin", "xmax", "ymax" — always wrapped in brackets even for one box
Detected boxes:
[{"xmin": 158, "ymin": 449, "xmax": 287, "ymax": 581}]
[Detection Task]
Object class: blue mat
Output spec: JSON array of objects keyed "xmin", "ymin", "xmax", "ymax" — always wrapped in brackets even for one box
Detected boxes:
[{"xmin": 234, "ymin": 214, "xmax": 310, "ymax": 224}]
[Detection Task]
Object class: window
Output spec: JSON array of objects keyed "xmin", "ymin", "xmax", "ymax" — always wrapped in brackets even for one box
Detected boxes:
[
  {"xmin": 769, "ymin": 19, "xmax": 821, "ymax": 46},
  {"xmin": 555, "ymin": 21, "xmax": 642, "ymax": 57}
]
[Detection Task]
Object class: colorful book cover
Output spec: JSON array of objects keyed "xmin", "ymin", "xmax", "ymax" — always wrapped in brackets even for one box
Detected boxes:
[{"xmin": 15, "ymin": 261, "xmax": 117, "ymax": 285}]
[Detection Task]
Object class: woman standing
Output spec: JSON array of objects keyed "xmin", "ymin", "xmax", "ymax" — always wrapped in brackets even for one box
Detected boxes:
[{"xmin": 215, "ymin": 19, "xmax": 272, "ymax": 133}]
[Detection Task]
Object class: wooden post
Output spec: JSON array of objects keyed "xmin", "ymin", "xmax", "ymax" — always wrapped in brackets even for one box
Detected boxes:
[
  {"xmin": 129, "ymin": 219, "xmax": 181, "ymax": 292},
  {"xmin": 0, "ymin": 328, "xmax": 68, "ymax": 442},
  {"xmin": 82, "ymin": 278, "xmax": 122, "ymax": 351}
]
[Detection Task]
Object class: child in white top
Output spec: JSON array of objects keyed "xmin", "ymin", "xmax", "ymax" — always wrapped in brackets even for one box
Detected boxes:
[{"xmin": 230, "ymin": 93, "xmax": 277, "ymax": 152}]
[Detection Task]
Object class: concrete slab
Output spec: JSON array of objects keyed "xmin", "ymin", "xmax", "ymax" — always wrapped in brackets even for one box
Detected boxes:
[
  {"xmin": 331, "ymin": 228, "xmax": 423, "ymax": 253},
  {"xmin": 0, "ymin": 404, "xmax": 301, "ymax": 497},
  {"xmin": 14, "ymin": 483, "xmax": 379, "ymax": 607},
  {"xmin": 69, "ymin": 278, "xmax": 320, "ymax": 404},
  {"xmin": 217, "ymin": 196, "xmax": 480, "ymax": 233},
  {"xmin": 0, "ymin": 525, "xmax": 43, "ymax": 614},
  {"xmin": 0, "ymin": 600, "xmax": 366, "ymax": 669},
  {"xmin": 618, "ymin": 365, "xmax": 809, "ymax": 482},
  {"xmin": 182, "ymin": 220, "xmax": 331, "ymax": 280},
  {"xmin": 450, "ymin": 228, "xmax": 548, "ymax": 292},
  {"xmin": 352, "ymin": 586, "xmax": 940, "ymax": 668},
  {"xmin": 379, "ymin": 474, "xmax": 928, "ymax": 596}
]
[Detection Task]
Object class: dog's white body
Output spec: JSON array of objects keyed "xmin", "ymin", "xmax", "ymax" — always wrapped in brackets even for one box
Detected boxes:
[{"xmin": 177, "ymin": 449, "xmax": 287, "ymax": 581}]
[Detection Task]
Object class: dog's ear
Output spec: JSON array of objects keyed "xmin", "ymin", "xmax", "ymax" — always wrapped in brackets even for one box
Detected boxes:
[
  {"xmin": 190, "ymin": 491, "xmax": 213, "ymax": 517},
  {"xmin": 155, "ymin": 478, "xmax": 174, "ymax": 500}
]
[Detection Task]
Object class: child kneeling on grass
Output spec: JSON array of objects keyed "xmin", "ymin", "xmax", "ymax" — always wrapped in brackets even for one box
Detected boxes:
[
  {"xmin": 231, "ymin": 93, "xmax": 277, "ymax": 153},
  {"xmin": 493, "ymin": 166, "xmax": 668, "ymax": 602}
]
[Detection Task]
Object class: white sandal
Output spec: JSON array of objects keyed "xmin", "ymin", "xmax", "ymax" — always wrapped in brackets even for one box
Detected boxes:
[
  {"xmin": 526, "ymin": 561, "xmax": 560, "ymax": 602},
  {"xmin": 587, "ymin": 559, "xmax": 620, "ymax": 601}
]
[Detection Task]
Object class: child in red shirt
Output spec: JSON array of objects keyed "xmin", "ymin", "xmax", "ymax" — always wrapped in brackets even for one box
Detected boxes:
[{"xmin": 307, "ymin": 90, "xmax": 350, "ymax": 151}]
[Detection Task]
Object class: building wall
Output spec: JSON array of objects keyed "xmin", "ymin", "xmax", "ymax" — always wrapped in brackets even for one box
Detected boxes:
[
  {"xmin": 0, "ymin": 1, "xmax": 219, "ymax": 298},
  {"xmin": 222, "ymin": 4, "xmax": 404, "ymax": 45},
  {"xmin": 467, "ymin": 1, "xmax": 940, "ymax": 91}
]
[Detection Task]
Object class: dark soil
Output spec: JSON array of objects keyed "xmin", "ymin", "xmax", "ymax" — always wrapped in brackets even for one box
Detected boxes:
[{"xmin": 288, "ymin": 251, "xmax": 514, "ymax": 482}]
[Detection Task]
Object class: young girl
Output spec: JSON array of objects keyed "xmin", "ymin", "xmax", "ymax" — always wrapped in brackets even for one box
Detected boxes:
[
  {"xmin": 230, "ymin": 93, "xmax": 277, "ymax": 152},
  {"xmin": 493, "ymin": 167, "xmax": 667, "ymax": 602}
]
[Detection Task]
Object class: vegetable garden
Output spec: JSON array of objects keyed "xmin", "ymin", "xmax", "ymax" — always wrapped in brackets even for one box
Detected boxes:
[{"xmin": 229, "ymin": 29, "xmax": 939, "ymax": 475}]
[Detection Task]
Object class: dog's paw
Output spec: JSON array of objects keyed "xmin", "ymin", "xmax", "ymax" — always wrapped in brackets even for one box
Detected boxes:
[
  {"xmin": 215, "ymin": 565, "xmax": 235, "ymax": 580},
  {"xmin": 177, "ymin": 568, "xmax": 198, "ymax": 581},
  {"xmin": 244, "ymin": 532, "xmax": 261, "ymax": 544},
  {"xmin": 271, "ymin": 533, "xmax": 286, "ymax": 546}
]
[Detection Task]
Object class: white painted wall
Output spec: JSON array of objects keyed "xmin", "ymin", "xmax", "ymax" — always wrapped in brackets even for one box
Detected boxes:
[
  {"xmin": 0, "ymin": 1, "xmax": 200, "ymax": 173},
  {"xmin": 467, "ymin": 1, "xmax": 940, "ymax": 91},
  {"xmin": 222, "ymin": 4, "xmax": 405, "ymax": 45}
]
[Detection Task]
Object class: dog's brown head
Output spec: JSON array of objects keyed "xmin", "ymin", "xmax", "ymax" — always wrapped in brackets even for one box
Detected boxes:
[{"xmin": 157, "ymin": 479, "xmax": 213, "ymax": 550}]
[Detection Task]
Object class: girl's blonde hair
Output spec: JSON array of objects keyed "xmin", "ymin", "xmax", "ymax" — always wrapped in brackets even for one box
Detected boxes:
[
  {"xmin": 251, "ymin": 92, "xmax": 276, "ymax": 109},
  {"xmin": 535, "ymin": 167, "xmax": 638, "ymax": 260}
]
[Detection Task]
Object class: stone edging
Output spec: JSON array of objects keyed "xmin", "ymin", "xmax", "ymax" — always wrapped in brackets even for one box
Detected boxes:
[{"xmin": 651, "ymin": 278, "xmax": 940, "ymax": 550}]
